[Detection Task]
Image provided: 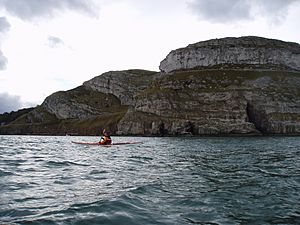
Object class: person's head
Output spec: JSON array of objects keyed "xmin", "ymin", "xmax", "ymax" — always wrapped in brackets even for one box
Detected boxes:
[{"xmin": 103, "ymin": 130, "xmax": 111, "ymax": 136}]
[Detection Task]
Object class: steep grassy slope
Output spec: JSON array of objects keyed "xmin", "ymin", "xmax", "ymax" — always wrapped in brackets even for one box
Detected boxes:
[
  {"xmin": 0, "ymin": 108, "xmax": 34, "ymax": 125},
  {"xmin": 0, "ymin": 86, "xmax": 128, "ymax": 135}
]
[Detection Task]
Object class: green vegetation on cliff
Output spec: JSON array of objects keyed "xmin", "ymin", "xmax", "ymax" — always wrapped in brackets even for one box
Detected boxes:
[
  {"xmin": 0, "ymin": 107, "xmax": 35, "ymax": 125},
  {"xmin": 1, "ymin": 68, "xmax": 299, "ymax": 136},
  {"xmin": 0, "ymin": 85, "xmax": 129, "ymax": 135}
]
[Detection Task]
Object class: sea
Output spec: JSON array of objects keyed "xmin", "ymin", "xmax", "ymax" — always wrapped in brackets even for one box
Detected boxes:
[{"xmin": 0, "ymin": 135, "xmax": 299, "ymax": 225}]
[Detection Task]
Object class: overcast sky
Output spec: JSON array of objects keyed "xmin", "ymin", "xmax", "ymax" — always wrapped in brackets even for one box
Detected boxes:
[{"xmin": 0, "ymin": 0, "xmax": 299, "ymax": 113}]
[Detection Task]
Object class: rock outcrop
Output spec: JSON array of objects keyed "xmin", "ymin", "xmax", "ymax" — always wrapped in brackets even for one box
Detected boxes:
[
  {"xmin": 83, "ymin": 70, "xmax": 159, "ymax": 106},
  {"xmin": 1, "ymin": 36, "xmax": 299, "ymax": 136},
  {"xmin": 42, "ymin": 86, "xmax": 124, "ymax": 119},
  {"xmin": 159, "ymin": 36, "xmax": 300, "ymax": 73}
]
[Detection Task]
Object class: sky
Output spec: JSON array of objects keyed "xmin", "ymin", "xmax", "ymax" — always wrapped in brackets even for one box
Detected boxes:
[{"xmin": 0, "ymin": 0, "xmax": 300, "ymax": 113}]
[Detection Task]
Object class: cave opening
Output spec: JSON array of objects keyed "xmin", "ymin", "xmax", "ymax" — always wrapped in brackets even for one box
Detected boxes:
[{"xmin": 246, "ymin": 102, "xmax": 264, "ymax": 133}]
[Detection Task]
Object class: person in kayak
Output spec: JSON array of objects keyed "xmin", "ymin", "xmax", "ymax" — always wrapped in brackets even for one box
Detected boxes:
[{"xmin": 99, "ymin": 129, "xmax": 112, "ymax": 145}]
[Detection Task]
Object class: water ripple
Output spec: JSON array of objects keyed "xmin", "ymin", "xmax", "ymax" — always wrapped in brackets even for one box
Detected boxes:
[{"xmin": 0, "ymin": 136, "xmax": 299, "ymax": 224}]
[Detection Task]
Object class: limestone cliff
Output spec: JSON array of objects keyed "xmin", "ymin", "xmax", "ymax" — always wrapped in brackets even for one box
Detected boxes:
[
  {"xmin": 159, "ymin": 36, "xmax": 300, "ymax": 73},
  {"xmin": 83, "ymin": 70, "xmax": 159, "ymax": 106},
  {"xmin": 0, "ymin": 36, "xmax": 299, "ymax": 136},
  {"xmin": 42, "ymin": 85, "xmax": 125, "ymax": 119},
  {"xmin": 124, "ymin": 70, "xmax": 300, "ymax": 135}
]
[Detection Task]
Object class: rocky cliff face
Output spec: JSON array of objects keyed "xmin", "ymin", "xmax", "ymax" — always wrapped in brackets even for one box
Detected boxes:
[
  {"xmin": 118, "ymin": 37, "xmax": 300, "ymax": 135},
  {"xmin": 118, "ymin": 69, "xmax": 300, "ymax": 135},
  {"xmin": 41, "ymin": 86, "xmax": 124, "ymax": 119},
  {"xmin": 1, "ymin": 36, "xmax": 299, "ymax": 136},
  {"xmin": 83, "ymin": 70, "xmax": 159, "ymax": 106},
  {"xmin": 159, "ymin": 36, "xmax": 300, "ymax": 73}
]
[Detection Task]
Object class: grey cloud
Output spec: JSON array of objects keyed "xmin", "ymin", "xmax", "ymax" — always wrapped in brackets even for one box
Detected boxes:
[
  {"xmin": 0, "ymin": 50, "xmax": 8, "ymax": 70},
  {"xmin": 0, "ymin": 92, "xmax": 22, "ymax": 113},
  {"xmin": 0, "ymin": 16, "xmax": 10, "ymax": 33},
  {"xmin": 188, "ymin": 0, "xmax": 251, "ymax": 23},
  {"xmin": 0, "ymin": 17, "xmax": 10, "ymax": 70},
  {"xmin": 187, "ymin": 0, "xmax": 299, "ymax": 23},
  {"xmin": 47, "ymin": 36, "xmax": 64, "ymax": 48},
  {"xmin": 255, "ymin": 0, "xmax": 299, "ymax": 23},
  {"xmin": 0, "ymin": 0, "xmax": 99, "ymax": 20}
]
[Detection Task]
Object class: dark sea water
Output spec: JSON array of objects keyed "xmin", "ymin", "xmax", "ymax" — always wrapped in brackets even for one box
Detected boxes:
[{"xmin": 0, "ymin": 135, "xmax": 300, "ymax": 225}]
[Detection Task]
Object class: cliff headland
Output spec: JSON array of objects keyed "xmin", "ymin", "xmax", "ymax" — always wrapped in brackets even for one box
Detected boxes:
[{"xmin": 1, "ymin": 36, "xmax": 300, "ymax": 136}]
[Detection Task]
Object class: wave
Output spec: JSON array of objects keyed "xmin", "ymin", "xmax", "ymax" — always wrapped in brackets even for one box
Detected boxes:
[{"xmin": 45, "ymin": 160, "xmax": 90, "ymax": 168}]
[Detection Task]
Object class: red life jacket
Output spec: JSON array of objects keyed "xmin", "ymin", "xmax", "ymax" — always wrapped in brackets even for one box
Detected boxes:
[{"xmin": 100, "ymin": 136, "xmax": 112, "ymax": 145}]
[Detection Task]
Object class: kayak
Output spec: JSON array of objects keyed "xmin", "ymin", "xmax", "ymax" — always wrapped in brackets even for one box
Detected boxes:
[{"xmin": 71, "ymin": 141, "xmax": 143, "ymax": 146}]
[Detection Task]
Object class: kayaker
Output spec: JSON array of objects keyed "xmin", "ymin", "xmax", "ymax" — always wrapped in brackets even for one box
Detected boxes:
[{"xmin": 99, "ymin": 129, "xmax": 112, "ymax": 145}]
